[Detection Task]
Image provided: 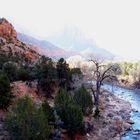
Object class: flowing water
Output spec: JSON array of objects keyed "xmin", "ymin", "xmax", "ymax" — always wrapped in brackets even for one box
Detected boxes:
[{"xmin": 103, "ymin": 84, "xmax": 140, "ymax": 140}]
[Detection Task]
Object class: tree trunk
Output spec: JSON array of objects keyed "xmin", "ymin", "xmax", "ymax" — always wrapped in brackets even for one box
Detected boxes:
[
  {"xmin": 95, "ymin": 81, "xmax": 100, "ymax": 109},
  {"xmin": 95, "ymin": 89, "xmax": 99, "ymax": 110},
  {"xmin": 91, "ymin": 83, "xmax": 100, "ymax": 110}
]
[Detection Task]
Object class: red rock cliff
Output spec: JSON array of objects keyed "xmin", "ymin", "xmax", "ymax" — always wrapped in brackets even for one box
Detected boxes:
[{"xmin": 0, "ymin": 18, "xmax": 17, "ymax": 40}]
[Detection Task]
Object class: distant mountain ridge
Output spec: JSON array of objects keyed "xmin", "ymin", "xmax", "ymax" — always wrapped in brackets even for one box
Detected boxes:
[
  {"xmin": 17, "ymin": 26, "xmax": 114, "ymax": 60},
  {"xmin": 17, "ymin": 33, "xmax": 67, "ymax": 58}
]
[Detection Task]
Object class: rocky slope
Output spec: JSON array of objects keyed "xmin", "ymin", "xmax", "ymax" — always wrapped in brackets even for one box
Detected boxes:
[{"xmin": 0, "ymin": 18, "xmax": 41, "ymax": 64}]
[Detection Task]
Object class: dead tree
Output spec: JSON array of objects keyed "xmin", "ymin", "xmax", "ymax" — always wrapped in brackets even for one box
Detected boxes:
[{"xmin": 89, "ymin": 56, "xmax": 119, "ymax": 111}]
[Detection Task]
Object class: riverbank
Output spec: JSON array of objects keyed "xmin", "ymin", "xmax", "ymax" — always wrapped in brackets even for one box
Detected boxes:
[{"xmin": 83, "ymin": 90, "xmax": 132, "ymax": 140}]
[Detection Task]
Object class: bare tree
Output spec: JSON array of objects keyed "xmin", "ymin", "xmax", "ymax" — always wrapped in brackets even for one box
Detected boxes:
[{"xmin": 89, "ymin": 56, "xmax": 119, "ymax": 112}]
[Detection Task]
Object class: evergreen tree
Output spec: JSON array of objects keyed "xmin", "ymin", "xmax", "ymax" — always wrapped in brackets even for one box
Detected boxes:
[
  {"xmin": 56, "ymin": 58, "xmax": 71, "ymax": 90},
  {"xmin": 54, "ymin": 89, "xmax": 85, "ymax": 138},
  {"xmin": 74, "ymin": 86, "xmax": 93, "ymax": 115},
  {"xmin": 0, "ymin": 71, "xmax": 13, "ymax": 109},
  {"xmin": 5, "ymin": 96, "xmax": 51, "ymax": 140},
  {"xmin": 54, "ymin": 89, "xmax": 72, "ymax": 120},
  {"xmin": 58, "ymin": 104, "xmax": 84, "ymax": 139},
  {"xmin": 37, "ymin": 57, "xmax": 57, "ymax": 97},
  {"xmin": 42, "ymin": 100, "xmax": 55, "ymax": 123}
]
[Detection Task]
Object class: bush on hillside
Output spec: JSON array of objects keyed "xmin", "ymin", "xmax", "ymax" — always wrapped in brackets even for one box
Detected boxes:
[
  {"xmin": 54, "ymin": 89, "xmax": 85, "ymax": 138},
  {"xmin": 5, "ymin": 96, "xmax": 51, "ymax": 140},
  {"xmin": 0, "ymin": 71, "xmax": 13, "ymax": 109},
  {"xmin": 71, "ymin": 68, "xmax": 82, "ymax": 75},
  {"xmin": 37, "ymin": 78, "xmax": 56, "ymax": 97},
  {"xmin": 2, "ymin": 62, "xmax": 17, "ymax": 81},
  {"xmin": 42, "ymin": 100, "xmax": 55, "ymax": 123},
  {"xmin": 37, "ymin": 57, "xmax": 57, "ymax": 97},
  {"xmin": 73, "ymin": 86, "xmax": 93, "ymax": 115},
  {"xmin": 59, "ymin": 104, "xmax": 85, "ymax": 138},
  {"xmin": 54, "ymin": 89, "xmax": 72, "ymax": 120},
  {"xmin": 56, "ymin": 58, "xmax": 72, "ymax": 90},
  {"xmin": 17, "ymin": 67, "xmax": 30, "ymax": 81}
]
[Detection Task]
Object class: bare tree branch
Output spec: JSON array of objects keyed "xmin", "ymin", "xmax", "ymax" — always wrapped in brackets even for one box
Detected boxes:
[
  {"xmin": 88, "ymin": 56, "xmax": 117, "ymax": 111},
  {"xmin": 101, "ymin": 66, "xmax": 113, "ymax": 80}
]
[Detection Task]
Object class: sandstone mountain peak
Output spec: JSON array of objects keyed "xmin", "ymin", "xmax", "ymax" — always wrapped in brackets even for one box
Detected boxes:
[{"xmin": 0, "ymin": 18, "xmax": 17, "ymax": 40}]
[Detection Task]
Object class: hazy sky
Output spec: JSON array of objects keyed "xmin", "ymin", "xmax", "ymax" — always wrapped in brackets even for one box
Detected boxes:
[{"xmin": 0, "ymin": 0, "xmax": 140, "ymax": 60}]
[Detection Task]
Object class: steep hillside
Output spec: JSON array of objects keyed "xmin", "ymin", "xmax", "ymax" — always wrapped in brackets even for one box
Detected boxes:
[
  {"xmin": 0, "ymin": 18, "xmax": 40, "ymax": 64},
  {"xmin": 17, "ymin": 33, "xmax": 68, "ymax": 58}
]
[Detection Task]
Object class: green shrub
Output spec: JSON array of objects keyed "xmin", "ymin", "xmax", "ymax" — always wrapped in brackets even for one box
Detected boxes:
[
  {"xmin": 0, "ymin": 71, "xmax": 13, "ymax": 109},
  {"xmin": 56, "ymin": 58, "xmax": 72, "ymax": 90},
  {"xmin": 71, "ymin": 68, "xmax": 82, "ymax": 75},
  {"xmin": 2, "ymin": 62, "xmax": 17, "ymax": 81},
  {"xmin": 17, "ymin": 67, "xmax": 30, "ymax": 81},
  {"xmin": 60, "ymin": 104, "xmax": 85, "ymax": 138},
  {"xmin": 42, "ymin": 100, "xmax": 55, "ymax": 123},
  {"xmin": 54, "ymin": 89, "xmax": 85, "ymax": 137},
  {"xmin": 37, "ymin": 57, "xmax": 57, "ymax": 97},
  {"xmin": 37, "ymin": 78, "xmax": 55, "ymax": 97},
  {"xmin": 5, "ymin": 96, "xmax": 51, "ymax": 140},
  {"xmin": 54, "ymin": 89, "xmax": 72, "ymax": 109},
  {"xmin": 74, "ymin": 86, "xmax": 93, "ymax": 115}
]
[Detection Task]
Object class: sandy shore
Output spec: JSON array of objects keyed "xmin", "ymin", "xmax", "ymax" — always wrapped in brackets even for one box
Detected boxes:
[{"xmin": 83, "ymin": 91, "xmax": 132, "ymax": 140}]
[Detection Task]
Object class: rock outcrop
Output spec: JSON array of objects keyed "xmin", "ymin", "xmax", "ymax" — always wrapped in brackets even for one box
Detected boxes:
[
  {"xmin": 0, "ymin": 18, "xmax": 41, "ymax": 63},
  {"xmin": 0, "ymin": 18, "xmax": 17, "ymax": 41}
]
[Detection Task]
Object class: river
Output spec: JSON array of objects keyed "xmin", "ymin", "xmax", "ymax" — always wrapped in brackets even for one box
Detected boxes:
[{"xmin": 102, "ymin": 84, "xmax": 140, "ymax": 140}]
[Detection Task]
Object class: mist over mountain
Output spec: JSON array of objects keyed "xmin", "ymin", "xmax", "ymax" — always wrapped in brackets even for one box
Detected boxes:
[
  {"xmin": 47, "ymin": 26, "xmax": 115, "ymax": 59},
  {"xmin": 17, "ymin": 26, "xmax": 115, "ymax": 60}
]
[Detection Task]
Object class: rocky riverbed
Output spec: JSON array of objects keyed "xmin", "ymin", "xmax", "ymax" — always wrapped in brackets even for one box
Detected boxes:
[{"xmin": 83, "ymin": 91, "xmax": 132, "ymax": 140}]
